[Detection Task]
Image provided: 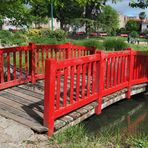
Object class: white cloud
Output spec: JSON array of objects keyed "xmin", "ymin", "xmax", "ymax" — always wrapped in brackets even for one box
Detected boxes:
[{"xmin": 107, "ymin": 0, "xmax": 148, "ymax": 17}]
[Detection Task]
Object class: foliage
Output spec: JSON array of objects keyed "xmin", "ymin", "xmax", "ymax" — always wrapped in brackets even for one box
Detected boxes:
[
  {"xmin": 97, "ymin": 5, "xmax": 119, "ymax": 35},
  {"xmin": 117, "ymin": 28, "xmax": 128, "ymax": 34},
  {"xmin": 125, "ymin": 20, "xmax": 140, "ymax": 32},
  {"xmin": 26, "ymin": 29, "xmax": 67, "ymax": 40},
  {"xmin": 126, "ymin": 134, "xmax": 148, "ymax": 148},
  {"xmin": 52, "ymin": 29, "xmax": 68, "ymax": 40},
  {"xmin": 129, "ymin": 0, "xmax": 148, "ymax": 8},
  {"xmin": 0, "ymin": 30, "xmax": 13, "ymax": 45},
  {"xmin": 103, "ymin": 39, "xmax": 128, "ymax": 51},
  {"xmin": 11, "ymin": 32, "xmax": 28, "ymax": 45},
  {"xmin": 130, "ymin": 31, "xmax": 139, "ymax": 38},
  {"xmin": 0, "ymin": 0, "xmax": 32, "ymax": 27},
  {"xmin": 0, "ymin": 30, "xmax": 27, "ymax": 46},
  {"xmin": 49, "ymin": 125, "xmax": 86, "ymax": 145},
  {"xmin": 26, "ymin": 29, "xmax": 42, "ymax": 37},
  {"xmin": 70, "ymin": 18, "xmax": 96, "ymax": 35},
  {"xmin": 139, "ymin": 12, "xmax": 146, "ymax": 21},
  {"xmin": 72, "ymin": 39, "xmax": 104, "ymax": 49}
]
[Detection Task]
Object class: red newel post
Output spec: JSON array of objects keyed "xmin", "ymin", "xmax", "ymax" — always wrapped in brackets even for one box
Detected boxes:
[
  {"xmin": 127, "ymin": 48, "xmax": 134, "ymax": 99},
  {"xmin": 65, "ymin": 42, "xmax": 72, "ymax": 59},
  {"xmin": 44, "ymin": 58, "xmax": 57, "ymax": 137},
  {"xmin": 90, "ymin": 46, "xmax": 96, "ymax": 55},
  {"xmin": 95, "ymin": 50, "xmax": 105, "ymax": 115},
  {"xmin": 29, "ymin": 42, "xmax": 36, "ymax": 84}
]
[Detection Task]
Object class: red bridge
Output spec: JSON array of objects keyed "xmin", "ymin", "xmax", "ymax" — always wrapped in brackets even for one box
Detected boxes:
[{"xmin": 0, "ymin": 43, "xmax": 147, "ymax": 136}]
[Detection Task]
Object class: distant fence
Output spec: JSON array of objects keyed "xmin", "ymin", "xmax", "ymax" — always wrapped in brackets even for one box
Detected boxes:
[
  {"xmin": 44, "ymin": 48, "xmax": 148, "ymax": 136},
  {"xmin": 0, "ymin": 43, "xmax": 95, "ymax": 90}
]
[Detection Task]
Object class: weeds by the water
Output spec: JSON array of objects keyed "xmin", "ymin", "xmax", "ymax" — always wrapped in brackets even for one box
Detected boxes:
[{"xmin": 48, "ymin": 124, "xmax": 148, "ymax": 148}]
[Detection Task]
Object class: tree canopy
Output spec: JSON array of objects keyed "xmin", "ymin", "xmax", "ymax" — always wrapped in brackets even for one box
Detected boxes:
[
  {"xmin": 129, "ymin": 0, "xmax": 148, "ymax": 8},
  {"xmin": 0, "ymin": 0, "xmax": 32, "ymax": 27},
  {"xmin": 125, "ymin": 20, "xmax": 140, "ymax": 32}
]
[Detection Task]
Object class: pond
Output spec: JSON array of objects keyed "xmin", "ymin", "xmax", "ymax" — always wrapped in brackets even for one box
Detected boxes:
[{"xmin": 83, "ymin": 92, "xmax": 148, "ymax": 138}]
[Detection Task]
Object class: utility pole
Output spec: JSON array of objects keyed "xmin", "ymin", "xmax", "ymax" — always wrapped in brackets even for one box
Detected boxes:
[{"xmin": 51, "ymin": 0, "xmax": 54, "ymax": 31}]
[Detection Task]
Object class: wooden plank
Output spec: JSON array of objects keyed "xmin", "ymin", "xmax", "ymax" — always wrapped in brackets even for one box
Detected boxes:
[
  {"xmin": 0, "ymin": 101, "xmax": 40, "ymax": 122},
  {"xmin": 0, "ymin": 92, "xmax": 43, "ymax": 113},
  {"xmin": 0, "ymin": 108, "xmax": 47, "ymax": 133},
  {"xmin": 0, "ymin": 95, "xmax": 43, "ymax": 118},
  {"xmin": 0, "ymin": 91, "xmax": 33, "ymax": 105},
  {"xmin": 12, "ymin": 86, "xmax": 43, "ymax": 100},
  {"xmin": 4, "ymin": 88, "xmax": 42, "ymax": 102},
  {"xmin": 18, "ymin": 84, "xmax": 44, "ymax": 95}
]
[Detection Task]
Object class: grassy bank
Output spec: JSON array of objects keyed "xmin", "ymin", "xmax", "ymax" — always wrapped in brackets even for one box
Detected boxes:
[
  {"xmin": 129, "ymin": 44, "xmax": 148, "ymax": 51},
  {"xmin": 48, "ymin": 124, "xmax": 148, "ymax": 148}
]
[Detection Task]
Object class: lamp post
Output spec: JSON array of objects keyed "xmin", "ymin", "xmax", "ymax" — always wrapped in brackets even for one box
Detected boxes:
[{"xmin": 51, "ymin": 0, "xmax": 54, "ymax": 31}]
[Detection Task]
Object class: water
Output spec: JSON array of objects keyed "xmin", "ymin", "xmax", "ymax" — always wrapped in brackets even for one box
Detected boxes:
[{"xmin": 83, "ymin": 92, "xmax": 148, "ymax": 138}]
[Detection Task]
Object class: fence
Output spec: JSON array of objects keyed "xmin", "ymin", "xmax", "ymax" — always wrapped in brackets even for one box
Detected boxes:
[
  {"xmin": 44, "ymin": 48, "xmax": 148, "ymax": 136},
  {"xmin": 0, "ymin": 42, "xmax": 95, "ymax": 90}
]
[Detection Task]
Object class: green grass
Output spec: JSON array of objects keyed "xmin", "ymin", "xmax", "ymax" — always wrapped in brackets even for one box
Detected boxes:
[
  {"xmin": 48, "ymin": 124, "xmax": 148, "ymax": 148},
  {"xmin": 129, "ymin": 44, "xmax": 148, "ymax": 51},
  {"xmin": 102, "ymin": 36, "xmax": 147, "ymax": 42}
]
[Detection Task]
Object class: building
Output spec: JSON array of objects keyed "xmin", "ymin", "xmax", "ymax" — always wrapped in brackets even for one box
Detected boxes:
[
  {"xmin": 119, "ymin": 13, "xmax": 128, "ymax": 28},
  {"xmin": 119, "ymin": 13, "xmax": 148, "ymax": 32},
  {"xmin": 1, "ymin": 18, "xmax": 60, "ymax": 30},
  {"xmin": 141, "ymin": 20, "xmax": 148, "ymax": 32}
]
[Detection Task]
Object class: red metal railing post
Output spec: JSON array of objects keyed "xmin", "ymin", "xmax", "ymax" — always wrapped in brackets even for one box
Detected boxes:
[
  {"xmin": 65, "ymin": 42, "xmax": 72, "ymax": 59},
  {"xmin": 95, "ymin": 50, "xmax": 105, "ymax": 115},
  {"xmin": 127, "ymin": 48, "xmax": 134, "ymax": 99},
  {"xmin": 29, "ymin": 42, "xmax": 36, "ymax": 84},
  {"xmin": 44, "ymin": 58, "xmax": 57, "ymax": 137}
]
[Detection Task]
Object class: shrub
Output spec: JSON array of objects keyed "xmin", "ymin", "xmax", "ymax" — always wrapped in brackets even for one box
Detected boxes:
[
  {"xmin": 53, "ymin": 29, "xmax": 67, "ymax": 40},
  {"xmin": 12, "ymin": 32, "xmax": 28, "ymax": 45},
  {"xmin": 103, "ymin": 39, "xmax": 128, "ymax": 51},
  {"xmin": 26, "ymin": 29, "xmax": 41, "ymax": 37},
  {"xmin": 72, "ymin": 39, "xmax": 104, "ymax": 49},
  {"xmin": 40, "ymin": 29, "xmax": 54, "ymax": 38},
  {"xmin": 40, "ymin": 29, "xmax": 67, "ymax": 40},
  {"xmin": 130, "ymin": 31, "xmax": 139, "ymax": 38},
  {"xmin": 0, "ymin": 30, "xmax": 13, "ymax": 45}
]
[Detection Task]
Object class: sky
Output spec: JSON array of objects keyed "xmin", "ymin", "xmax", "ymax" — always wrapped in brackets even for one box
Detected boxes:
[{"xmin": 107, "ymin": 0, "xmax": 148, "ymax": 17}]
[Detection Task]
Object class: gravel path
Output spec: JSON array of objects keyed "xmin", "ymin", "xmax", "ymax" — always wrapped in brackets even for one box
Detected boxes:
[{"xmin": 0, "ymin": 116, "xmax": 50, "ymax": 148}]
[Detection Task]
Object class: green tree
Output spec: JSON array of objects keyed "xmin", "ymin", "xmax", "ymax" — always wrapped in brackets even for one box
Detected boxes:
[
  {"xmin": 0, "ymin": 0, "xmax": 32, "ymax": 28},
  {"xmin": 28, "ymin": 0, "xmax": 84, "ymax": 29},
  {"xmin": 125, "ymin": 20, "xmax": 140, "ymax": 32},
  {"xmin": 98, "ymin": 5, "xmax": 119, "ymax": 35},
  {"xmin": 28, "ymin": 0, "xmax": 120, "ymax": 31},
  {"xmin": 139, "ymin": 12, "xmax": 146, "ymax": 31},
  {"xmin": 129, "ymin": 0, "xmax": 148, "ymax": 8}
]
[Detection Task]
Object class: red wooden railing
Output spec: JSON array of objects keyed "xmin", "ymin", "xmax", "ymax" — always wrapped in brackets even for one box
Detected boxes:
[
  {"xmin": 44, "ymin": 48, "xmax": 148, "ymax": 136},
  {"xmin": 0, "ymin": 42, "xmax": 95, "ymax": 90},
  {"xmin": 0, "ymin": 45, "xmax": 32, "ymax": 89}
]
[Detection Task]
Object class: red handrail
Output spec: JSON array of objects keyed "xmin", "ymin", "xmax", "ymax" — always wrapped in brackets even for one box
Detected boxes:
[
  {"xmin": 0, "ymin": 42, "xmax": 95, "ymax": 90},
  {"xmin": 44, "ymin": 48, "xmax": 148, "ymax": 136}
]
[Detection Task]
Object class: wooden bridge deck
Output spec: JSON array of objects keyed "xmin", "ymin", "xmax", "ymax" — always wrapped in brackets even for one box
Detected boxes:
[
  {"xmin": 0, "ymin": 81, "xmax": 47, "ymax": 133},
  {"xmin": 0, "ymin": 80, "xmax": 147, "ymax": 133}
]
